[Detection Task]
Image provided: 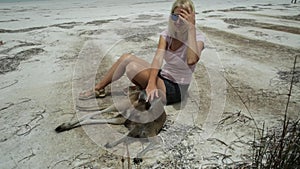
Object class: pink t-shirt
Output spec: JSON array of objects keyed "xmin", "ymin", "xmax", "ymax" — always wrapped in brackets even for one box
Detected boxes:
[{"xmin": 160, "ymin": 30, "xmax": 205, "ymax": 85}]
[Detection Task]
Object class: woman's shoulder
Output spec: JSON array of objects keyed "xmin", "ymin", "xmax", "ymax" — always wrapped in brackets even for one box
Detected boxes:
[{"xmin": 159, "ymin": 29, "xmax": 169, "ymax": 39}]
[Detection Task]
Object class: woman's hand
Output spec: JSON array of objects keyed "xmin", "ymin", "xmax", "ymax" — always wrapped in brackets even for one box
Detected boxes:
[
  {"xmin": 179, "ymin": 8, "xmax": 195, "ymax": 27},
  {"xmin": 146, "ymin": 84, "xmax": 159, "ymax": 102}
]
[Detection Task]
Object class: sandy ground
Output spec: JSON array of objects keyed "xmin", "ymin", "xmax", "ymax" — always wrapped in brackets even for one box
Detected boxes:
[{"xmin": 0, "ymin": 0, "xmax": 299, "ymax": 168}]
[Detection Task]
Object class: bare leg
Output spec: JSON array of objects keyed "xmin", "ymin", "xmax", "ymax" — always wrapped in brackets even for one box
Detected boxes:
[
  {"xmin": 95, "ymin": 53, "xmax": 149, "ymax": 90},
  {"xmin": 95, "ymin": 53, "xmax": 166, "ymax": 99},
  {"xmin": 125, "ymin": 57, "xmax": 167, "ymax": 103},
  {"xmin": 79, "ymin": 53, "xmax": 152, "ymax": 98}
]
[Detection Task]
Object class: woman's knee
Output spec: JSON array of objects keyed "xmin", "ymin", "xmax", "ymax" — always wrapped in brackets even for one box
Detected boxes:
[
  {"xmin": 125, "ymin": 62, "xmax": 150, "ymax": 85},
  {"xmin": 125, "ymin": 61, "xmax": 143, "ymax": 77},
  {"xmin": 119, "ymin": 53, "xmax": 135, "ymax": 63}
]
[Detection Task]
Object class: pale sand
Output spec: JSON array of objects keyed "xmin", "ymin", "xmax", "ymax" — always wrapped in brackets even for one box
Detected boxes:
[{"xmin": 0, "ymin": 0, "xmax": 299, "ymax": 168}]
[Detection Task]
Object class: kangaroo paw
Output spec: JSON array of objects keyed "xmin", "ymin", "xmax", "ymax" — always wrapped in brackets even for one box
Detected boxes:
[
  {"xmin": 133, "ymin": 157, "xmax": 143, "ymax": 165},
  {"xmin": 104, "ymin": 142, "xmax": 113, "ymax": 148},
  {"xmin": 55, "ymin": 122, "xmax": 77, "ymax": 133}
]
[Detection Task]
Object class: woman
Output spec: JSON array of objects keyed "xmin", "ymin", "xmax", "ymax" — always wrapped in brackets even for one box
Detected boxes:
[{"xmin": 79, "ymin": 0, "xmax": 205, "ymax": 105}]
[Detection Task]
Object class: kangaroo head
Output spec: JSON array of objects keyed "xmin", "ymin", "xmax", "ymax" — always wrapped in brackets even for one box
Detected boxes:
[{"xmin": 137, "ymin": 90, "xmax": 151, "ymax": 110}]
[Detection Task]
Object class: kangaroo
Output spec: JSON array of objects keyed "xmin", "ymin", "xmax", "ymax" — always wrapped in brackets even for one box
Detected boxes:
[{"xmin": 55, "ymin": 90, "xmax": 166, "ymax": 164}]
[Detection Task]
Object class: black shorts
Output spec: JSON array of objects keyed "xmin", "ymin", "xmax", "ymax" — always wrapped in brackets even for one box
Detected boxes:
[{"xmin": 158, "ymin": 70, "xmax": 189, "ymax": 105}]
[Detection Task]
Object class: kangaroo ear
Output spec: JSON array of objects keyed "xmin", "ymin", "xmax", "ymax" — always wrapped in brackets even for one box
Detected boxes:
[
  {"xmin": 145, "ymin": 102, "xmax": 151, "ymax": 110},
  {"xmin": 138, "ymin": 90, "xmax": 147, "ymax": 102}
]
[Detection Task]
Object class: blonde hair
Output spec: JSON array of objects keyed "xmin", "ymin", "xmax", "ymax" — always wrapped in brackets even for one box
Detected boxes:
[{"xmin": 171, "ymin": 0, "xmax": 195, "ymax": 13}]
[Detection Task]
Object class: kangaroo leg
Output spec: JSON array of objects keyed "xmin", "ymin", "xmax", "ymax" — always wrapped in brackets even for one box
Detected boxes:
[
  {"xmin": 55, "ymin": 104, "xmax": 118, "ymax": 132},
  {"xmin": 104, "ymin": 135, "xmax": 129, "ymax": 148},
  {"xmin": 104, "ymin": 126, "xmax": 144, "ymax": 148},
  {"xmin": 56, "ymin": 97, "xmax": 137, "ymax": 133},
  {"xmin": 81, "ymin": 115, "xmax": 127, "ymax": 125},
  {"xmin": 133, "ymin": 136, "xmax": 163, "ymax": 164}
]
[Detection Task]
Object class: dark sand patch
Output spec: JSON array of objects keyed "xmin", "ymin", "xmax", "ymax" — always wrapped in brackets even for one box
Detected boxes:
[
  {"xmin": 0, "ymin": 26, "xmax": 47, "ymax": 33},
  {"xmin": 136, "ymin": 14, "xmax": 164, "ymax": 20},
  {"xmin": 0, "ymin": 41, "xmax": 41, "ymax": 54},
  {"xmin": 50, "ymin": 22, "xmax": 83, "ymax": 29},
  {"xmin": 202, "ymin": 10, "xmax": 215, "ymax": 14},
  {"xmin": 85, "ymin": 19, "xmax": 114, "ymax": 26},
  {"xmin": 124, "ymin": 33, "xmax": 155, "ymax": 42},
  {"xmin": 78, "ymin": 29, "xmax": 106, "ymax": 36},
  {"xmin": 251, "ymin": 13, "xmax": 300, "ymax": 22},
  {"xmin": 275, "ymin": 67, "xmax": 300, "ymax": 87},
  {"xmin": 200, "ymin": 26, "xmax": 299, "ymax": 64},
  {"xmin": 247, "ymin": 30, "xmax": 269, "ymax": 37},
  {"xmin": 0, "ymin": 19, "xmax": 18, "ymax": 23},
  {"xmin": 0, "ymin": 48, "xmax": 45, "ymax": 74},
  {"xmin": 0, "ymin": 20, "xmax": 104, "ymax": 33},
  {"xmin": 132, "ymin": 1, "xmax": 169, "ymax": 5},
  {"xmin": 223, "ymin": 18, "xmax": 300, "ymax": 34},
  {"xmin": 278, "ymin": 14, "xmax": 300, "ymax": 21},
  {"xmin": 115, "ymin": 22, "xmax": 165, "ymax": 38},
  {"xmin": 218, "ymin": 6, "xmax": 259, "ymax": 12}
]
